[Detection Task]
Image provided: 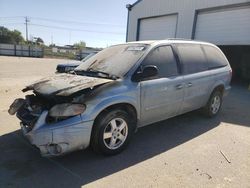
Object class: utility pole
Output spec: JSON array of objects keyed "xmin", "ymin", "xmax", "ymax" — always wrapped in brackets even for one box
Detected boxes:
[
  {"xmin": 69, "ymin": 30, "xmax": 71, "ymax": 45},
  {"xmin": 51, "ymin": 35, "xmax": 53, "ymax": 45},
  {"xmin": 25, "ymin": 16, "xmax": 30, "ymax": 42}
]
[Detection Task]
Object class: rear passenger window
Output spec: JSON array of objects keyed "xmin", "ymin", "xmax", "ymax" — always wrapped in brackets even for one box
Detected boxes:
[
  {"xmin": 142, "ymin": 45, "xmax": 178, "ymax": 78},
  {"xmin": 176, "ymin": 44, "xmax": 208, "ymax": 74},
  {"xmin": 202, "ymin": 45, "xmax": 228, "ymax": 69}
]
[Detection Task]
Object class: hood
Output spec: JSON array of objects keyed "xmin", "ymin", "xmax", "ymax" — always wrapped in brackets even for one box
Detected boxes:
[
  {"xmin": 22, "ymin": 73, "xmax": 114, "ymax": 96},
  {"xmin": 58, "ymin": 61, "xmax": 81, "ymax": 67}
]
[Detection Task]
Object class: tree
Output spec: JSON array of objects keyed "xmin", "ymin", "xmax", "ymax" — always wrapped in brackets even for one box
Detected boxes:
[
  {"xmin": 0, "ymin": 26, "xmax": 25, "ymax": 44},
  {"xmin": 49, "ymin": 43, "xmax": 56, "ymax": 47},
  {"xmin": 35, "ymin": 37, "xmax": 44, "ymax": 45},
  {"xmin": 10, "ymin": 30, "xmax": 24, "ymax": 44},
  {"xmin": 73, "ymin": 41, "xmax": 86, "ymax": 50}
]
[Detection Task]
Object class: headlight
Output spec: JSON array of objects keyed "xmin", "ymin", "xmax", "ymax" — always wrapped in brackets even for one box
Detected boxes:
[{"xmin": 49, "ymin": 103, "xmax": 86, "ymax": 118}]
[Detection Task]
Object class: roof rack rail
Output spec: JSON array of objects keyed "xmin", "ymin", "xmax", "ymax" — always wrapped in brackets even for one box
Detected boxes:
[{"xmin": 166, "ymin": 38, "xmax": 194, "ymax": 41}]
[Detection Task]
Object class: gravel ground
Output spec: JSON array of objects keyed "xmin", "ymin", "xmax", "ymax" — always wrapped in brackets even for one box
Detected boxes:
[{"xmin": 0, "ymin": 56, "xmax": 249, "ymax": 188}]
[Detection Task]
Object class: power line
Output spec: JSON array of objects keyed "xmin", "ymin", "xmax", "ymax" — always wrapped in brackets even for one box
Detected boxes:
[
  {"xmin": 0, "ymin": 22, "xmax": 125, "ymax": 35},
  {"xmin": 1, "ymin": 20, "xmax": 125, "ymax": 35},
  {"xmin": 0, "ymin": 23, "xmax": 24, "ymax": 25},
  {"xmin": 29, "ymin": 23, "xmax": 125, "ymax": 35},
  {"xmin": 0, "ymin": 16, "xmax": 24, "ymax": 19},
  {"xmin": 31, "ymin": 17, "xmax": 125, "ymax": 27},
  {"xmin": 0, "ymin": 16, "xmax": 125, "ymax": 27},
  {"xmin": 0, "ymin": 16, "xmax": 126, "ymax": 45}
]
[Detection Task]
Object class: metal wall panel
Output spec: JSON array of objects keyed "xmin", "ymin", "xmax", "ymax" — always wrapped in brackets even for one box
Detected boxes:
[
  {"xmin": 138, "ymin": 15, "xmax": 177, "ymax": 40},
  {"xmin": 0, "ymin": 44, "xmax": 15, "ymax": 55},
  {"xmin": 194, "ymin": 6, "xmax": 250, "ymax": 45},
  {"xmin": 0, "ymin": 43, "xmax": 43, "ymax": 57},
  {"xmin": 127, "ymin": 0, "xmax": 249, "ymax": 44}
]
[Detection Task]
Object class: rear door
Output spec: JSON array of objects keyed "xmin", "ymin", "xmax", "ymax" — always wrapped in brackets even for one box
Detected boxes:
[
  {"xmin": 175, "ymin": 44, "xmax": 212, "ymax": 114},
  {"xmin": 139, "ymin": 45, "xmax": 184, "ymax": 126}
]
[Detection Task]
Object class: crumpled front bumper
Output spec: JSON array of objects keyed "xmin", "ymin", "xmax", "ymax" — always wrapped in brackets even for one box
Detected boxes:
[{"xmin": 21, "ymin": 111, "xmax": 94, "ymax": 157}]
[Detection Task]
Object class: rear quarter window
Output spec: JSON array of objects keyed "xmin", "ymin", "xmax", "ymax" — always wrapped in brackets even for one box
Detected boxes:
[
  {"xmin": 202, "ymin": 45, "xmax": 228, "ymax": 69},
  {"xmin": 176, "ymin": 44, "xmax": 208, "ymax": 74}
]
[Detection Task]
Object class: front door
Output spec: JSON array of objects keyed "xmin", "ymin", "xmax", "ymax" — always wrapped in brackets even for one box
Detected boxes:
[{"xmin": 139, "ymin": 45, "xmax": 184, "ymax": 126}]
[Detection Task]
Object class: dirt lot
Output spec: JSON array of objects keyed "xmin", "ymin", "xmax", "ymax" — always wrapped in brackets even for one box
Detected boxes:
[{"xmin": 0, "ymin": 56, "xmax": 250, "ymax": 188}]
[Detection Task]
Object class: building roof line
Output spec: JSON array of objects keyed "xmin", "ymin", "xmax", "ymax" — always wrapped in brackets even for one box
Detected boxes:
[{"xmin": 132, "ymin": 0, "xmax": 143, "ymax": 7}]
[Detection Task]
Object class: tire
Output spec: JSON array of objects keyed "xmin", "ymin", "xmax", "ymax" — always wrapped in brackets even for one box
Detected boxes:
[
  {"xmin": 91, "ymin": 109, "xmax": 135, "ymax": 155},
  {"xmin": 203, "ymin": 90, "xmax": 223, "ymax": 117}
]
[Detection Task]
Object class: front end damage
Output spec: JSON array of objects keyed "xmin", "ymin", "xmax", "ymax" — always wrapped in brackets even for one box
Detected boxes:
[
  {"xmin": 21, "ymin": 110, "xmax": 93, "ymax": 157},
  {"xmin": 8, "ymin": 74, "xmax": 113, "ymax": 157}
]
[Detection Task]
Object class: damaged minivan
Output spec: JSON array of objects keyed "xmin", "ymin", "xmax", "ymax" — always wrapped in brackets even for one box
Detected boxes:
[{"xmin": 9, "ymin": 39, "xmax": 232, "ymax": 157}]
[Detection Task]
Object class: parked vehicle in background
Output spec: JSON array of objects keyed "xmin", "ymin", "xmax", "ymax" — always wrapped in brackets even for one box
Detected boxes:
[
  {"xmin": 76, "ymin": 50, "xmax": 100, "ymax": 60},
  {"xmin": 56, "ymin": 52, "xmax": 98, "ymax": 73},
  {"xmin": 9, "ymin": 39, "xmax": 232, "ymax": 157}
]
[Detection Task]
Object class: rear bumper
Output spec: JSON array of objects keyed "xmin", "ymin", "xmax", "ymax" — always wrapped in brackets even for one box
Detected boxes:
[{"xmin": 21, "ymin": 112, "xmax": 94, "ymax": 157}]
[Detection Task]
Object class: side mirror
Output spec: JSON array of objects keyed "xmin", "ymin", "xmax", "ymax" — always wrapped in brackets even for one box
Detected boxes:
[{"xmin": 132, "ymin": 65, "xmax": 158, "ymax": 82}]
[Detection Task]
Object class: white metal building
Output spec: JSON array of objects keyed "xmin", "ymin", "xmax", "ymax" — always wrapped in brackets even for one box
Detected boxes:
[{"xmin": 126, "ymin": 0, "xmax": 250, "ymax": 80}]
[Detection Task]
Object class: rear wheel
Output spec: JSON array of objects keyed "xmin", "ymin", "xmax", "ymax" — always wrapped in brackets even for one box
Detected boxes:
[
  {"xmin": 91, "ymin": 109, "xmax": 135, "ymax": 155},
  {"xmin": 203, "ymin": 90, "xmax": 223, "ymax": 117}
]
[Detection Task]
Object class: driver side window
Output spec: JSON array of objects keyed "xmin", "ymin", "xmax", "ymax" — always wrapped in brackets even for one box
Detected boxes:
[{"xmin": 141, "ymin": 45, "xmax": 178, "ymax": 79}]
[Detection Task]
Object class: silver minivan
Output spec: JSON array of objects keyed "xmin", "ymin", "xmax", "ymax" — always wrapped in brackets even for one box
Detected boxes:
[{"xmin": 9, "ymin": 39, "xmax": 232, "ymax": 157}]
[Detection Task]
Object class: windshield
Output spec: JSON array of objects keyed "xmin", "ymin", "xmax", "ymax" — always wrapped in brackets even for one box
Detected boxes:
[{"xmin": 75, "ymin": 44, "xmax": 148, "ymax": 77}]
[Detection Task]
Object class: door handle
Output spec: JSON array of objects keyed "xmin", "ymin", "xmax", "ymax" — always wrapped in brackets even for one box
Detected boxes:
[
  {"xmin": 176, "ymin": 84, "xmax": 183, "ymax": 90},
  {"xmin": 187, "ymin": 82, "xmax": 192, "ymax": 87}
]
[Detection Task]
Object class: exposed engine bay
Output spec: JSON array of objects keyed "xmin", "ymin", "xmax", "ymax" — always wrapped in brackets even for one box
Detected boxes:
[
  {"xmin": 8, "ymin": 73, "xmax": 114, "ymax": 156},
  {"xmin": 9, "ymin": 93, "xmax": 84, "ymax": 132},
  {"xmin": 8, "ymin": 73, "xmax": 113, "ymax": 133}
]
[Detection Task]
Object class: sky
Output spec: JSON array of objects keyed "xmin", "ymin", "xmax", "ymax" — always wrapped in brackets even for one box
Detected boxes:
[{"xmin": 0, "ymin": 0, "xmax": 136, "ymax": 48}]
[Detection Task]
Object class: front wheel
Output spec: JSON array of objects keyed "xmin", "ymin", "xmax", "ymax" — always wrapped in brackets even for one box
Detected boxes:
[
  {"xmin": 91, "ymin": 109, "xmax": 135, "ymax": 155},
  {"xmin": 203, "ymin": 90, "xmax": 223, "ymax": 117}
]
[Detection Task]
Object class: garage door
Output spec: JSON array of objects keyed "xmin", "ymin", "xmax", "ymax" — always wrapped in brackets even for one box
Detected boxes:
[
  {"xmin": 194, "ymin": 6, "xmax": 250, "ymax": 45},
  {"xmin": 138, "ymin": 15, "xmax": 177, "ymax": 41}
]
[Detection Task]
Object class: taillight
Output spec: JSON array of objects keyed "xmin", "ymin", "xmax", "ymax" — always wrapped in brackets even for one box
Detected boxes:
[
  {"xmin": 229, "ymin": 69, "xmax": 233, "ymax": 83},
  {"xmin": 229, "ymin": 69, "xmax": 233, "ymax": 78}
]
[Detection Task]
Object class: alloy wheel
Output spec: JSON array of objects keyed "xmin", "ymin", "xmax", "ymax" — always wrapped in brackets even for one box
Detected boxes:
[
  {"xmin": 103, "ymin": 118, "xmax": 128, "ymax": 150},
  {"xmin": 210, "ymin": 95, "xmax": 221, "ymax": 114}
]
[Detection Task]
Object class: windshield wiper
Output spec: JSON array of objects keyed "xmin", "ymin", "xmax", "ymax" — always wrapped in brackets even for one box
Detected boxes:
[
  {"xmin": 87, "ymin": 68, "xmax": 119, "ymax": 80},
  {"xmin": 73, "ymin": 69, "xmax": 119, "ymax": 80}
]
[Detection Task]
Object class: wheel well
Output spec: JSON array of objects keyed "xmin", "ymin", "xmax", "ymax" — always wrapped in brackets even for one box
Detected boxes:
[
  {"xmin": 213, "ymin": 85, "xmax": 225, "ymax": 94},
  {"xmin": 95, "ymin": 103, "xmax": 137, "ymax": 125}
]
